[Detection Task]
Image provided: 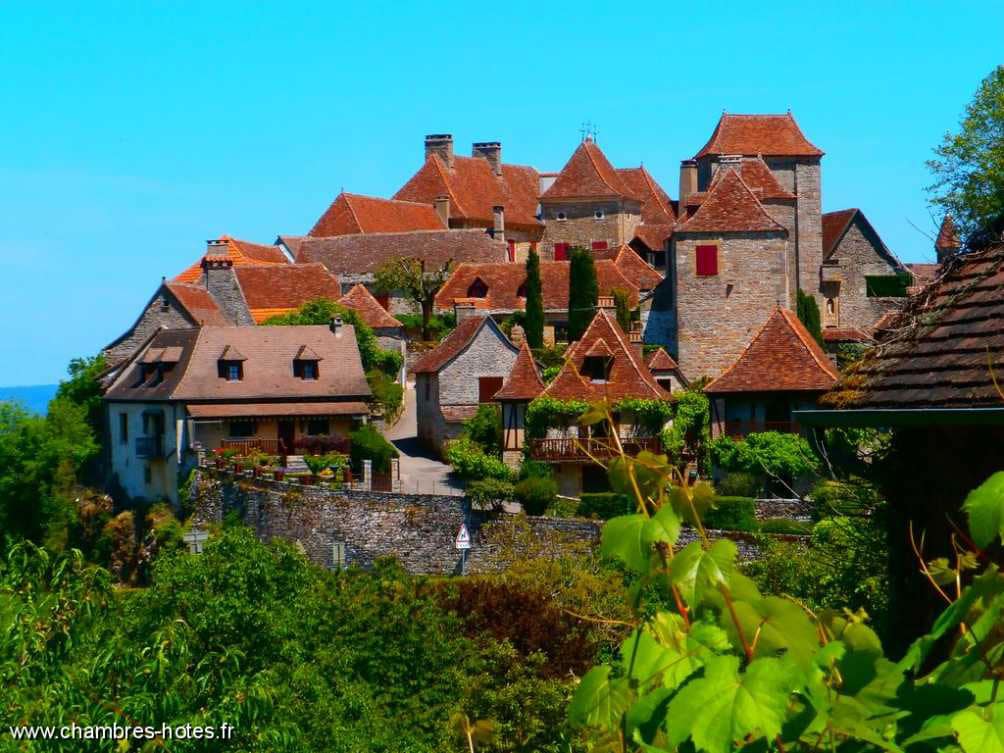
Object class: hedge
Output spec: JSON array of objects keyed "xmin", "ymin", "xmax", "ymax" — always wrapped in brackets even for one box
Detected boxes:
[
  {"xmin": 702, "ymin": 496, "xmax": 757, "ymax": 531},
  {"xmin": 578, "ymin": 493, "xmax": 634, "ymax": 520},
  {"xmin": 349, "ymin": 424, "xmax": 398, "ymax": 474}
]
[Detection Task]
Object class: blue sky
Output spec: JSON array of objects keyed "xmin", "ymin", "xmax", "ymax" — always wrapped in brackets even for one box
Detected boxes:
[{"xmin": 1, "ymin": 1, "xmax": 1000, "ymax": 386}]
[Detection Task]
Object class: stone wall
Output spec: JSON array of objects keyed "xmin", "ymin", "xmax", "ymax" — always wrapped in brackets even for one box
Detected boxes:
[
  {"xmin": 827, "ymin": 216, "xmax": 905, "ymax": 331},
  {"xmin": 794, "ymin": 160, "xmax": 824, "ymax": 304},
  {"xmin": 539, "ymin": 200, "xmax": 640, "ymax": 259},
  {"xmin": 205, "ymin": 266, "xmax": 254, "ymax": 326},
  {"xmin": 104, "ymin": 287, "xmax": 196, "ymax": 364},
  {"xmin": 439, "ymin": 322, "xmax": 519, "ymax": 405}
]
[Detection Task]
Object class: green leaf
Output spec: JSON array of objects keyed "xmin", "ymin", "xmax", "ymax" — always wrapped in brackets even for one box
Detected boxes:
[
  {"xmin": 726, "ymin": 596, "xmax": 818, "ymax": 671},
  {"xmin": 963, "ymin": 472, "xmax": 1004, "ymax": 548},
  {"xmin": 644, "ymin": 505, "xmax": 681, "ymax": 549},
  {"xmin": 668, "ymin": 539, "xmax": 737, "ymax": 608},
  {"xmin": 568, "ymin": 665, "xmax": 632, "ymax": 730},
  {"xmin": 621, "ymin": 627, "xmax": 702, "ymax": 692},
  {"xmin": 601, "ymin": 514, "xmax": 653, "ymax": 573},
  {"xmin": 952, "ymin": 705, "xmax": 1004, "ymax": 753}
]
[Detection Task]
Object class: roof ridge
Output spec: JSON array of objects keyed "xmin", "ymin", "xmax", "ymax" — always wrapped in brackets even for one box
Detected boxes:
[
  {"xmin": 779, "ymin": 308, "xmax": 839, "ymax": 379},
  {"xmin": 583, "ymin": 141, "xmax": 623, "ymax": 196},
  {"xmin": 429, "ymin": 153, "xmax": 465, "ymax": 216},
  {"xmin": 342, "ymin": 193, "xmax": 366, "ymax": 233}
]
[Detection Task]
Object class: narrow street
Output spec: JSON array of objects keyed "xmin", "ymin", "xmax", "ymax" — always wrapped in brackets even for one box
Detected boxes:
[{"xmin": 385, "ymin": 382, "xmax": 465, "ymax": 496}]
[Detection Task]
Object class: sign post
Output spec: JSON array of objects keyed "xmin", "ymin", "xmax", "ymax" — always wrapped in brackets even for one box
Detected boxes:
[{"xmin": 455, "ymin": 523, "xmax": 471, "ymax": 574}]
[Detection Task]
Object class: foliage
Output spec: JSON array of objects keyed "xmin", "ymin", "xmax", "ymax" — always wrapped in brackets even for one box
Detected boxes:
[
  {"xmin": 579, "ymin": 492, "xmax": 634, "ymax": 520},
  {"xmin": 463, "ymin": 403, "xmax": 504, "ymax": 457},
  {"xmin": 661, "ymin": 390, "xmax": 710, "ymax": 468},
  {"xmin": 618, "ymin": 398, "xmax": 673, "ymax": 434},
  {"xmin": 757, "ymin": 517, "xmax": 813, "ymax": 535},
  {"xmin": 468, "ymin": 477, "xmax": 515, "ymax": 508},
  {"xmin": 716, "ymin": 471, "xmax": 761, "ymax": 498},
  {"xmin": 834, "ymin": 342, "xmax": 870, "ymax": 370},
  {"xmin": 568, "ymin": 247, "xmax": 599, "ymax": 342},
  {"xmin": 796, "ymin": 289, "xmax": 823, "ymax": 345},
  {"xmin": 367, "ymin": 368, "xmax": 404, "ymax": 420},
  {"xmin": 568, "ymin": 405, "xmax": 1004, "ymax": 753},
  {"xmin": 518, "ymin": 459, "xmax": 553, "ymax": 481},
  {"xmin": 302, "ymin": 452, "xmax": 348, "ymax": 475},
  {"xmin": 927, "ymin": 65, "xmax": 1004, "ymax": 243},
  {"xmin": 710, "ymin": 431, "xmax": 819, "ymax": 481},
  {"xmin": 373, "ymin": 257, "xmax": 452, "ymax": 340},
  {"xmin": 702, "ymin": 496, "xmax": 757, "ymax": 531},
  {"xmin": 542, "ymin": 365, "xmax": 561, "ymax": 383},
  {"xmin": 524, "ymin": 248, "xmax": 545, "ymax": 349},
  {"xmin": 398, "ymin": 311, "xmax": 456, "ymax": 342},
  {"xmin": 514, "ymin": 476, "xmax": 558, "ymax": 516},
  {"xmin": 446, "ymin": 437, "xmax": 513, "ymax": 481},
  {"xmin": 526, "ymin": 397, "xmax": 590, "ymax": 439},
  {"xmin": 612, "ymin": 287, "xmax": 633, "ymax": 333},
  {"xmin": 349, "ymin": 423, "xmax": 398, "ymax": 474},
  {"xmin": 54, "ymin": 353, "xmax": 107, "ymax": 451},
  {"xmin": 532, "ymin": 344, "xmax": 567, "ymax": 370}
]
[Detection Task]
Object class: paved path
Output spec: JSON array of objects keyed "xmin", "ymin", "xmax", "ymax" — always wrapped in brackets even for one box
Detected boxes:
[{"xmin": 386, "ymin": 383, "xmax": 465, "ymax": 496}]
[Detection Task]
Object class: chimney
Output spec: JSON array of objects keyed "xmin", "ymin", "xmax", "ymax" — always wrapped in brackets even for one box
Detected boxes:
[
  {"xmin": 454, "ymin": 300, "xmax": 477, "ymax": 322},
  {"xmin": 434, "ymin": 195, "xmax": 450, "ymax": 227},
  {"xmin": 472, "ymin": 141, "xmax": 502, "ymax": 176},
  {"xmin": 491, "ymin": 205, "xmax": 505, "ymax": 244},
  {"xmin": 329, "ymin": 316, "xmax": 343, "ymax": 338},
  {"xmin": 679, "ymin": 159, "xmax": 698, "ymax": 209},
  {"xmin": 597, "ymin": 295, "xmax": 615, "ymax": 311},
  {"xmin": 424, "ymin": 134, "xmax": 454, "ymax": 168},
  {"xmin": 201, "ymin": 250, "xmax": 252, "ymax": 326}
]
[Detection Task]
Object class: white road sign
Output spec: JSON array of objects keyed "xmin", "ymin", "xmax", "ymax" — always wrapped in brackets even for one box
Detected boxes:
[{"xmin": 455, "ymin": 523, "xmax": 471, "ymax": 550}]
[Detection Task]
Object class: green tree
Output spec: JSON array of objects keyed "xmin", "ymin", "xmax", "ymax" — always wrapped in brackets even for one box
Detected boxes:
[
  {"xmin": 927, "ymin": 65, "xmax": 1004, "ymax": 243},
  {"xmin": 796, "ymin": 289, "xmax": 823, "ymax": 345},
  {"xmin": 373, "ymin": 257, "xmax": 452, "ymax": 341},
  {"xmin": 567, "ymin": 247, "xmax": 598, "ymax": 341},
  {"xmin": 524, "ymin": 249, "xmax": 545, "ymax": 348},
  {"xmin": 54, "ymin": 354, "xmax": 106, "ymax": 439},
  {"xmin": 612, "ymin": 287, "xmax": 632, "ymax": 333}
]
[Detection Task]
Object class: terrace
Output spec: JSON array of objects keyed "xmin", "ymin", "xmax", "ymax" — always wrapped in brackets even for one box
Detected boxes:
[{"xmin": 528, "ymin": 436, "xmax": 662, "ymax": 463}]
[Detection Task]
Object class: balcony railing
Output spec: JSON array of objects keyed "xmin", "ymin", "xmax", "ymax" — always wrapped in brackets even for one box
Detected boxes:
[
  {"xmin": 528, "ymin": 436, "xmax": 662, "ymax": 463},
  {"xmin": 220, "ymin": 438, "xmax": 281, "ymax": 456},
  {"xmin": 219, "ymin": 435, "xmax": 351, "ymax": 457},
  {"xmin": 135, "ymin": 435, "xmax": 164, "ymax": 459},
  {"xmin": 723, "ymin": 420, "xmax": 800, "ymax": 439}
]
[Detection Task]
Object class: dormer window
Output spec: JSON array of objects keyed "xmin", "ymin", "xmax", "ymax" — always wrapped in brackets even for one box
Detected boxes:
[
  {"xmin": 583, "ymin": 356, "xmax": 611, "ymax": 383},
  {"xmin": 594, "ymin": 209, "xmax": 605, "ymax": 220},
  {"xmin": 467, "ymin": 277, "xmax": 488, "ymax": 298},
  {"xmin": 218, "ymin": 360, "xmax": 243, "ymax": 381},
  {"xmin": 293, "ymin": 345, "xmax": 323, "ymax": 380}
]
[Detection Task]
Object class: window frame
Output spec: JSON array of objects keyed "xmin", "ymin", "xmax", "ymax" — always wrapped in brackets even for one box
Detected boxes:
[{"xmin": 553, "ymin": 242, "xmax": 570, "ymax": 261}]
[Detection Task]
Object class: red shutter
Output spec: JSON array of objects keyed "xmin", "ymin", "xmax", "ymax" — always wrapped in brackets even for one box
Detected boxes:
[
  {"xmin": 591, "ymin": 241, "xmax": 608, "ymax": 251},
  {"xmin": 554, "ymin": 242, "xmax": 569, "ymax": 261},
  {"xmin": 695, "ymin": 245, "xmax": 718, "ymax": 276},
  {"xmin": 478, "ymin": 376, "xmax": 504, "ymax": 403},
  {"xmin": 507, "ymin": 239, "xmax": 516, "ymax": 262}
]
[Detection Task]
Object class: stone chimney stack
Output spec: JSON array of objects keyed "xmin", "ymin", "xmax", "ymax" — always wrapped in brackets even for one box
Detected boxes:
[
  {"xmin": 201, "ymin": 248, "xmax": 253, "ymax": 326},
  {"xmin": 434, "ymin": 195, "xmax": 450, "ymax": 227},
  {"xmin": 329, "ymin": 316, "xmax": 343, "ymax": 338},
  {"xmin": 935, "ymin": 214, "xmax": 962, "ymax": 264},
  {"xmin": 491, "ymin": 205, "xmax": 505, "ymax": 244},
  {"xmin": 679, "ymin": 159, "xmax": 698, "ymax": 209},
  {"xmin": 454, "ymin": 300, "xmax": 478, "ymax": 322},
  {"xmin": 472, "ymin": 141, "xmax": 502, "ymax": 176},
  {"xmin": 424, "ymin": 134, "xmax": 454, "ymax": 168}
]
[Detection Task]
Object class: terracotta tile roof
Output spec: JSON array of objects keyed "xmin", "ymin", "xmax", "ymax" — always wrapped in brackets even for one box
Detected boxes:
[
  {"xmin": 394, "ymin": 155, "xmax": 542, "ymax": 231},
  {"xmin": 186, "ymin": 401, "xmax": 369, "ymax": 418},
  {"xmin": 412, "ymin": 316, "xmax": 508, "ymax": 374},
  {"xmin": 434, "ymin": 260, "xmax": 639, "ymax": 313},
  {"xmin": 738, "ymin": 158, "xmax": 796, "ymax": 200},
  {"xmin": 541, "ymin": 139, "xmax": 635, "ymax": 201},
  {"xmin": 495, "ymin": 341, "xmax": 545, "ymax": 401},
  {"xmin": 233, "ymin": 263, "xmax": 342, "ymax": 323},
  {"xmin": 617, "ymin": 166, "xmax": 676, "ymax": 223},
  {"xmin": 338, "ymin": 283, "xmax": 402, "ymax": 330},
  {"xmin": 822, "ymin": 209, "xmax": 859, "ymax": 257},
  {"xmin": 646, "ymin": 348, "xmax": 679, "ymax": 372},
  {"xmin": 308, "ymin": 192, "xmax": 445, "ymax": 237},
  {"xmin": 821, "ymin": 327, "xmax": 874, "ymax": 344},
  {"xmin": 936, "ymin": 215, "xmax": 962, "ymax": 251},
  {"xmin": 705, "ymin": 307, "xmax": 838, "ymax": 394},
  {"xmin": 541, "ymin": 310, "xmax": 671, "ymax": 402},
  {"xmin": 675, "ymin": 168, "xmax": 786, "ymax": 234},
  {"xmin": 173, "ymin": 236, "xmax": 288, "ymax": 283},
  {"xmin": 632, "ymin": 223, "xmax": 674, "ymax": 252},
  {"xmin": 277, "ymin": 235, "xmax": 305, "ymax": 258},
  {"xmin": 822, "ymin": 243, "xmax": 1004, "ymax": 409},
  {"xmin": 694, "ymin": 113, "xmax": 823, "ymax": 158},
  {"xmin": 295, "ymin": 229, "xmax": 507, "ymax": 277},
  {"xmin": 164, "ymin": 282, "xmax": 231, "ymax": 326},
  {"xmin": 104, "ymin": 324, "xmax": 370, "ymax": 403},
  {"xmin": 906, "ymin": 263, "xmax": 942, "ymax": 289},
  {"xmin": 608, "ymin": 244, "xmax": 663, "ymax": 291}
]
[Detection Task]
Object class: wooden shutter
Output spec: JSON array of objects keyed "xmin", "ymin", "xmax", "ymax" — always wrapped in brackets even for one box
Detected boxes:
[
  {"xmin": 554, "ymin": 243, "xmax": 569, "ymax": 261},
  {"xmin": 478, "ymin": 376, "xmax": 504, "ymax": 403},
  {"xmin": 696, "ymin": 245, "xmax": 718, "ymax": 276},
  {"xmin": 591, "ymin": 241, "xmax": 608, "ymax": 251}
]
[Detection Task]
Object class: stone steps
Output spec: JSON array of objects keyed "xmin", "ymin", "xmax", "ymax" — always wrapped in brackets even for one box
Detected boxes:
[{"xmin": 284, "ymin": 455, "xmax": 309, "ymax": 472}]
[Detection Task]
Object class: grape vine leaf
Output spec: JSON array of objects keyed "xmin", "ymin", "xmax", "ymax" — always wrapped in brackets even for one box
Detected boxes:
[
  {"xmin": 667, "ymin": 539, "xmax": 737, "ymax": 608},
  {"xmin": 962, "ymin": 471, "xmax": 1004, "ymax": 549},
  {"xmin": 952, "ymin": 705, "xmax": 1004, "ymax": 753},
  {"xmin": 568, "ymin": 665, "xmax": 632, "ymax": 730}
]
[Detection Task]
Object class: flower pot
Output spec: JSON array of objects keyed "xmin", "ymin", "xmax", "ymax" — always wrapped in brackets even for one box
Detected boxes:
[{"xmin": 274, "ymin": 469, "xmax": 285, "ymax": 481}]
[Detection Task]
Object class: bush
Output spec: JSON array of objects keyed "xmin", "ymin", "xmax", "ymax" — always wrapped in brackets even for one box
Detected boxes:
[
  {"xmin": 514, "ymin": 476, "xmax": 558, "ymax": 515},
  {"xmin": 703, "ymin": 496, "xmax": 757, "ymax": 531},
  {"xmin": 579, "ymin": 492, "xmax": 633, "ymax": 520},
  {"xmin": 397, "ymin": 311, "xmax": 456, "ymax": 341},
  {"xmin": 710, "ymin": 431, "xmax": 819, "ymax": 480},
  {"xmin": 546, "ymin": 496, "xmax": 579, "ymax": 517},
  {"xmin": 519, "ymin": 460, "xmax": 553, "ymax": 481},
  {"xmin": 445, "ymin": 437, "xmax": 512, "ymax": 481},
  {"xmin": 303, "ymin": 453, "xmax": 347, "ymax": 475},
  {"xmin": 467, "ymin": 478, "xmax": 514, "ymax": 508},
  {"xmin": 462, "ymin": 404, "xmax": 502, "ymax": 457},
  {"xmin": 542, "ymin": 365, "xmax": 560, "ymax": 383},
  {"xmin": 349, "ymin": 424, "xmax": 398, "ymax": 474},
  {"xmin": 758, "ymin": 517, "xmax": 813, "ymax": 535},
  {"xmin": 366, "ymin": 369, "xmax": 404, "ymax": 420},
  {"xmin": 716, "ymin": 471, "xmax": 761, "ymax": 497}
]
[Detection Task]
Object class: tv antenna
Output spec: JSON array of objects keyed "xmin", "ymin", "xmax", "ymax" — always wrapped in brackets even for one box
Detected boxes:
[{"xmin": 580, "ymin": 121, "xmax": 598, "ymax": 142}]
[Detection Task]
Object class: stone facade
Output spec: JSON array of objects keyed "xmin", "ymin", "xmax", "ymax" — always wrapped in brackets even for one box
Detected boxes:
[
  {"xmin": 203, "ymin": 262, "xmax": 254, "ymax": 326},
  {"xmin": 104, "ymin": 287, "xmax": 195, "ymax": 365},
  {"xmin": 538, "ymin": 200, "xmax": 641, "ymax": 259}
]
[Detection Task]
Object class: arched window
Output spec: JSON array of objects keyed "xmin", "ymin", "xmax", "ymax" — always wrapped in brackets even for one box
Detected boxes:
[{"xmin": 467, "ymin": 278, "xmax": 488, "ymax": 298}]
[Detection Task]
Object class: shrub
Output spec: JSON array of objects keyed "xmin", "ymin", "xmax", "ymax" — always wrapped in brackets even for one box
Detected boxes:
[
  {"xmin": 303, "ymin": 453, "xmax": 347, "ymax": 475},
  {"xmin": 514, "ymin": 476, "xmax": 558, "ymax": 515},
  {"xmin": 396, "ymin": 311, "xmax": 456, "ymax": 341},
  {"xmin": 758, "ymin": 517, "xmax": 813, "ymax": 535},
  {"xmin": 349, "ymin": 424, "xmax": 398, "ymax": 474},
  {"xmin": 467, "ymin": 478, "xmax": 514, "ymax": 508},
  {"xmin": 462, "ymin": 404, "xmax": 502, "ymax": 456},
  {"xmin": 445, "ymin": 437, "xmax": 512, "ymax": 481},
  {"xmin": 518, "ymin": 460, "xmax": 553, "ymax": 481},
  {"xmin": 579, "ymin": 492, "xmax": 633, "ymax": 520},
  {"xmin": 702, "ymin": 496, "xmax": 757, "ymax": 531},
  {"xmin": 716, "ymin": 471, "xmax": 761, "ymax": 497},
  {"xmin": 546, "ymin": 496, "xmax": 579, "ymax": 517},
  {"xmin": 366, "ymin": 369, "xmax": 404, "ymax": 420},
  {"xmin": 542, "ymin": 365, "xmax": 560, "ymax": 383},
  {"xmin": 710, "ymin": 431, "xmax": 819, "ymax": 480}
]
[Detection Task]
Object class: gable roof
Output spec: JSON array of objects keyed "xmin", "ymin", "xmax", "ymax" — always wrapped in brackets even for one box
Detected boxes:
[
  {"xmin": 694, "ymin": 113, "xmax": 823, "ymax": 159},
  {"xmin": 295, "ymin": 228, "xmax": 508, "ymax": 277},
  {"xmin": 820, "ymin": 208, "xmax": 903, "ymax": 269},
  {"xmin": 338, "ymin": 283, "xmax": 403, "ymax": 329},
  {"xmin": 607, "ymin": 244, "xmax": 663, "ymax": 291},
  {"xmin": 541, "ymin": 139, "xmax": 635, "ymax": 201},
  {"xmin": 646, "ymin": 347, "xmax": 680, "ymax": 372},
  {"xmin": 705, "ymin": 307, "xmax": 839, "ymax": 394},
  {"xmin": 394, "ymin": 155, "xmax": 542, "ymax": 231},
  {"xmin": 631, "ymin": 222, "xmax": 674, "ymax": 252},
  {"xmin": 164, "ymin": 282, "xmax": 230, "ymax": 326},
  {"xmin": 411, "ymin": 316, "xmax": 515, "ymax": 374},
  {"xmin": 233, "ymin": 263, "xmax": 342, "ymax": 323},
  {"xmin": 434, "ymin": 260, "xmax": 639, "ymax": 313},
  {"xmin": 616, "ymin": 166, "xmax": 676, "ymax": 223},
  {"xmin": 675, "ymin": 168, "xmax": 786, "ymax": 234},
  {"xmin": 737, "ymin": 158, "xmax": 796, "ymax": 200},
  {"xmin": 495, "ymin": 341, "xmax": 545, "ymax": 401},
  {"xmin": 309, "ymin": 192, "xmax": 445, "ymax": 237},
  {"xmin": 541, "ymin": 310, "xmax": 670, "ymax": 402},
  {"xmin": 821, "ymin": 243, "xmax": 1004, "ymax": 410},
  {"xmin": 174, "ymin": 236, "xmax": 288, "ymax": 283},
  {"xmin": 936, "ymin": 215, "xmax": 962, "ymax": 251}
]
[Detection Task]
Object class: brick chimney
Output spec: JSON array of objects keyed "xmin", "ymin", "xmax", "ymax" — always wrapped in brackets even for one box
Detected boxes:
[
  {"xmin": 425, "ymin": 134, "xmax": 454, "ymax": 167},
  {"xmin": 201, "ymin": 249, "xmax": 253, "ymax": 326},
  {"xmin": 434, "ymin": 195, "xmax": 450, "ymax": 227},
  {"xmin": 329, "ymin": 316, "xmax": 343, "ymax": 338},
  {"xmin": 491, "ymin": 205, "xmax": 505, "ymax": 244},
  {"xmin": 472, "ymin": 141, "xmax": 502, "ymax": 176},
  {"xmin": 679, "ymin": 159, "xmax": 698, "ymax": 208}
]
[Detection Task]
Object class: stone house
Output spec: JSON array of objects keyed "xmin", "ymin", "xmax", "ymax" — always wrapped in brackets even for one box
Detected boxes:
[
  {"xmin": 645, "ymin": 348, "xmax": 688, "ymax": 393},
  {"xmin": 411, "ymin": 316, "xmax": 520, "ymax": 453},
  {"xmin": 704, "ymin": 307, "xmax": 838, "ymax": 439},
  {"xmin": 102, "ymin": 319, "xmax": 371, "ymax": 505},
  {"xmin": 308, "ymin": 192, "xmax": 446, "ymax": 237}
]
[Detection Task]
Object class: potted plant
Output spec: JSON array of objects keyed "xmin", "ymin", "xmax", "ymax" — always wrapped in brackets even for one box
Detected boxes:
[{"xmin": 273, "ymin": 468, "xmax": 285, "ymax": 482}]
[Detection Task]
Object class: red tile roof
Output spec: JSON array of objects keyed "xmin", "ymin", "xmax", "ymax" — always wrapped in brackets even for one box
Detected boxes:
[
  {"xmin": 394, "ymin": 155, "xmax": 542, "ymax": 231},
  {"xmin": 541, "ymin": 139, "xmax": 635, "ymax": 201},
  {"xmin": 694, "ymin": 113, "xmax": 823, "ymax": 158},
  {"xmin": 936, "ymin": 215, "xmax": 962, "ymax": 251},
  {"xmin": 234, "ymin": 263, "xmax": 342, "ymax": 323},
  {"xmin": 705, "ymin": 307, "xmax": 839, "ymax": 394},
  {"xmin": 906, "ymin": 263, "xmax": 941, "ymax": 289},
  {"xmin": 308, "ymin": 192, "xmax": 445, "ymax": 237},
  {"xmin": 646, "ymin": 347, "xmax": 680, "ymax": 372},
  {"xmin": 631, "ymin": 222, "xmax": 674, "ymax": 252},
  {"xmin": 434, "ymin": 260, "xmax": 639, "ymax": 313},
  {"xmin": 675, "ymin": 168, "xmax": 786, "ymax": 234},
  {"xmin": 617, "ymin": 166, "xmax": 676, "ymax": 223},
  {"xmin": 608, "ymin": 244, "xmax": 663, "ymax": 291},
  {"xmin": 412, "ymin": 316, "xmax": 510, "ymax": 374},
  {"xmin": 822, "ymin": 209, "xmax": 859, "ymax": 257},
  {"xmin": 821, "ymin": 327, "xmax": 874, "ymax": 344},
  {"xmin": 738, "ymin": 158, "xmax": 796, "ymax": 200},
  {"xmin": 164, "ymin": 282, "xmax": 230, "ymax": 326},
  {"xmin": 541, "ymin": 310, "xmax": 670, "ymax": 402},
  {"xmin": 174, "ymin": 236, "xmax": 288, "ymax": 283},
  {"xmin": 338, "ymin": 283, "xmax": 403, "ymax": 330},
  {"xmin": 495, "ymin": 341, "xmax": 545, "ymax": 401}
]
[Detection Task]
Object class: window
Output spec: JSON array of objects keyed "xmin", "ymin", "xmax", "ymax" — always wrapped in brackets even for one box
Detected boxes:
[
  {"xmin": 293, "ymin": 358, "xmax": 320, "ymax": 379},
  {"xmin": 582, "ymin": 356, "xmax": 610, "ymax": 383},
  {"xmin": 594, "ymin": 209, "xmax": 605, "ymax": 220},
  {"xmin": 866, "ymin": 274, "xmax": 910, "ymax": 298},
  {"xmin": 466, "ymin": 278, "xmax": 488, "ymax": 298},
  {"xmin": 119, "ymin": 413, "xmax": 128, "ymax": 444},
  {"xmin": 591, "ymin": 241, "xmax": 608, "ymax": 251},
  {"xmin": 695, "ymin": 244, "xmax": 719, "ymax": 276},
  {"xmin": 306, "ymin": 418, "xmax": 330, "ymax": 436},
  {"xmin": 554, "ymin": 242, "xmax": 570, "ymax": 261},
  {"xmin": 657, "ymin": 377, "xmax": 674, "ymax": 393},
  {"xmin": 478, "ymin": 376, "xmax": 504, "ymax": 403},
  {"xmin": 556, "ymin": 211, "xmax": 567, "ymax": 221},
  {"xmin": 142, "ymin": 411, "xmax": 164, "ymax": 436},
  {"xmin": 228, "ymin": 420, "xmax": 255, "ymax": 438},
  {"xmin": 375, "ymin": 293, "xmax": 391, "ymax": 310},
  {"xmin": 218, "ymin": 360, "xmax": 243, "ymax": 380}
]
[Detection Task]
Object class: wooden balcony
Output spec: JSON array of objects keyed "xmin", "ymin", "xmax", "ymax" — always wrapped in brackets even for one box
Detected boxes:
[
  {"xmin": 528, "ymin": 436, "xmax": 662, "ymax": 463},
  {"xmin": 723, "ymin": 420, "xmax": 800, "ymax": 439},
  {"xmin": 219, "ymin": 435, "xmax": 351, "ymax": 456},
  {"xmin": 220, "ymin": 438, "xmax": 281, "ymax": 456}
]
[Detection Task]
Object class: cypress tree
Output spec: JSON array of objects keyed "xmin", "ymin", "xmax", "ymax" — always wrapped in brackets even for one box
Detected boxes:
[
  {"xmin": 524, "ymin": 248, "xmax": 544, "ymax": 348},
  {"xmin": 796, "ymin": 289, "xmax": 823, "ymax": 345},
  {"xmin": 568, "ymin": 247, "xmax": 599, "ymax": 341}
]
